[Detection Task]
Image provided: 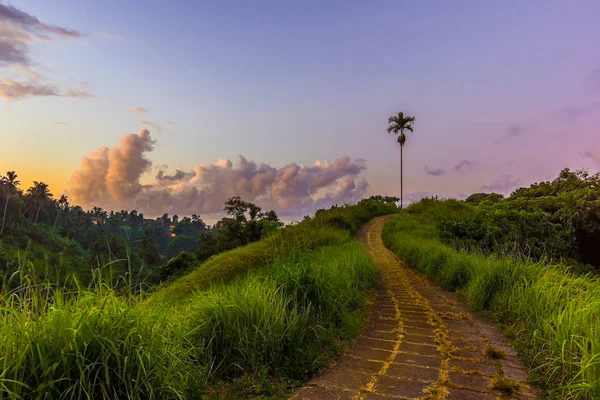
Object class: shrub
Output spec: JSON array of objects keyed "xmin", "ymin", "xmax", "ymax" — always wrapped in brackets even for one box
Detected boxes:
[{"xmin": 160, "ymin": 251, "xmax": 197, "ymax": 280}]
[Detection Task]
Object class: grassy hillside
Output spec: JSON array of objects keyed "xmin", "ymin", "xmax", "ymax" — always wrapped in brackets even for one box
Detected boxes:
[
  {"xmin": 0, "ymin": 232, "xmax": 91, "ymax": 287},
  {"xmin": 0, "ymin": 200, "xmax": 395, "ymax": 399},
  {"xmin": 383, "ymin": 198, "xmax": 600, "ymax": 399}
]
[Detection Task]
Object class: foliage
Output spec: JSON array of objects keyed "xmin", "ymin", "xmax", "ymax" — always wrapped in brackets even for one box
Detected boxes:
[
  {"xmin": 386, "ymin": 111, "xmax": 415, "ymax": 147},
  {"xmin": 440, "ymin": 169, "xmax": 600, "ymax": 268},
  {"xmin": 464, "ymin": 192, "xmax": 504, "ymax": 205},
  {"xmin": 138, "ymin": 228, "xmax": 162, "ymax": 267},
  {"xmin": 165, "ymin": 235, "xmax": 197, "ymax": 259},
  {"xmin": 159, "ymin": 251, "xmax": 197, "ymax": 281},
  {"xmin": 383, "ymin": 198, "xmax": 600, "ymax": 398},
  {"xmin": 0, "ymin": 198, "xmax": 391, "ymax": 399},
  {"xmin": 197, "ymin": 232, "xmax": 217, "ymax": 262},
  {"xmin": 0, "ymin": 169, "xmax": 293, "ymax": 286},
  {"xmin": 151, "ymin": 198, "xmax": 397, "ymax": 303}
]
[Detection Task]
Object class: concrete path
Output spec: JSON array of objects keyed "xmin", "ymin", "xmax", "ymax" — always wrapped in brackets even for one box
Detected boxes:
[{"xmin": 291, "ymin": 216, "xmax": 538, "ymax": 400}]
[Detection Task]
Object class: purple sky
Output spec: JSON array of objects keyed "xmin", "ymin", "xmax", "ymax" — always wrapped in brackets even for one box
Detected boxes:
[{"xmin": 1, "ymin": 0, "xmax": 599, "ymax": 216}]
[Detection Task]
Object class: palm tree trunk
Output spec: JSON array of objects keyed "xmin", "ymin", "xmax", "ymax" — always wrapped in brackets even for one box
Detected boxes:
[
  {"xmin": 400, "ymin": 144, "xmax": 403, "ymax": 209},
  {"xmin": 35, "ymin": 204, "xmax": 40, "ymax": 223},
  {"xmin": 1, "ymin": 194, "xmax": 8, "ymax": 235}
]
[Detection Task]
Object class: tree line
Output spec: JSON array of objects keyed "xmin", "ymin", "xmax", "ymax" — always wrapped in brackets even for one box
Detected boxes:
[{"xmin": 0, "ymin": 171, "xmax": 283, "ymax": 284}]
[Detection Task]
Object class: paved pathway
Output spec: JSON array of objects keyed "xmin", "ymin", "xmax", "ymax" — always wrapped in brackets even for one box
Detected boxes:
[{"xmin": 291, "ymin": 216, "xmax": 538, "ymax": 400}]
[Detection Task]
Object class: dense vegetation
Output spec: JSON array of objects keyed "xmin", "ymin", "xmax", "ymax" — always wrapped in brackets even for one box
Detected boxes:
[
  {"xmin": 383, "ymin": 172, "xmax": 600, "ymax": 399},
  {"xmin": 442, "ymin": 169, "xmax": 600, "ymax": 269},
  {"xmin": 0, "ymin": 198, "xmax": 397, "ymax": 399},
  {"xmin": 0, "ymin": 170, "xmax": 283, "ymax": 286}
]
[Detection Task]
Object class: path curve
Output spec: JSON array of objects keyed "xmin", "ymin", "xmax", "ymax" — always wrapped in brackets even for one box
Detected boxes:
[{"xmin": 291, "ymin": 216, "xmax": 538, "ymax": 400}]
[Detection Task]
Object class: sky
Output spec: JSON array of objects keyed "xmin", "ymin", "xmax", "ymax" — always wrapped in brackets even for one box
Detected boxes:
[{"xmin": 1, "ymin": 0, "xmax": 600, "ymax": 217}]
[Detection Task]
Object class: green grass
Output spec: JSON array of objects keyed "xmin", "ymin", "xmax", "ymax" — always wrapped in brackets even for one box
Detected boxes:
[
  {"xmin": 0, "ymin": 200, "xmax": 393, "ymax": 399},
  {"xmin": 151, "ymin": 201, "xmax": 393, "ymax": 304},
  {"xmin": 382, "ymin": 199, "xmax": 600, "ymax": 399},
  {"xmin": 0, "ymin": 235, "xmax": 91, "ymax": 284}
]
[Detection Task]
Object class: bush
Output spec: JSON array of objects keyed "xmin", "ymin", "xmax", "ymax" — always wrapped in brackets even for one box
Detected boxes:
[
  {"xmin": 160, "ymin": 251, "xmax": 197, "ymax": 280},
  {"xmin": 439, "ymin": 169, "xmax": 600, "ymax": 268}
]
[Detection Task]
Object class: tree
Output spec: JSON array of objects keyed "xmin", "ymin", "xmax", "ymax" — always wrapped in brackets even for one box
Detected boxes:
[
  {"xmin": 197, "ymin": 231, "xmax": 217, "ymax": 262},
  {"xmin": 26, "ymin": 181, "xmax": 53, "ymax": 223},
  {"xmin": 464, "ymin": 193, "xmax": 504, "ymax": 206},
  {"xmin": 165, "ymin": 235, "xmax": 197, "ymax": 259},
  {"xmin": 224, "ymin": 196, "xmax": 257, "ymax": 222},
  {"xmin": 0, "ymin": 171, "xmax": 20, "ymax": 235},
  {"xmin": 387, "ymin": 112, "xmax": 416, "ymax": 208},
  {"xmin": 138, "ymin": 229, "xmax": 162, "ymax": 267}
]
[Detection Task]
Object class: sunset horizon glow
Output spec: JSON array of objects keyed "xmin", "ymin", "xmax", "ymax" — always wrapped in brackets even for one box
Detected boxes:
[{"xmin": 2, "ymin": 0, "xmax": 599, "ymax": 217}]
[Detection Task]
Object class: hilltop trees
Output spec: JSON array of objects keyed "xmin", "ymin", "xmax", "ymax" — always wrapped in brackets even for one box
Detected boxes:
[
  {"xmin": 0, "ymin": 171, "xmax": 21, "ymax": 235},
  {"xmin": 0, "ymin": 170, "xmax": 289, "ymax": 283},
  {"xmin": 387, "ymin": 112, "xmax": 416, "ymax": 208},
  {"xmin": 25, "ymin": 181, "xmax": 53, "ymax": 223},
  {"xmin": 138, "ymin": 228, "xmax": 161, "ymax": 267},
  {"xmin": 443, "ymin": 169, "xmax": 600, "ymax": 268},
  {"xmin": 211, "ymin": 196, "xmax": 283, "ymax": 253}
]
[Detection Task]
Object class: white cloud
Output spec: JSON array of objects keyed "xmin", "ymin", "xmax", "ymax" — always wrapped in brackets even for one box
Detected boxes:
[{"xmin": 68, "ymin": 130, "xmax": 369, "ymax": 216}]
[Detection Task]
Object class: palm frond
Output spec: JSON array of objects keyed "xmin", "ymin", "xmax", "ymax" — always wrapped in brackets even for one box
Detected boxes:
[{"xmin": 386, "ymin": 112, "xmax": 415, "ymax": 144}]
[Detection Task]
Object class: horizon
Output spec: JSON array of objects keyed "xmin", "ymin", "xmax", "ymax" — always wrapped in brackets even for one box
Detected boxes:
[{"xmin": 2, "ymin": 0, "xmax": 600, "ymax": 218}]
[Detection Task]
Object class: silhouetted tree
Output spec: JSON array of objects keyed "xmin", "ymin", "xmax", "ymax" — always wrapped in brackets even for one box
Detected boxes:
[
  {"xmin": 0, "ymin": 171, "xmax": 20, "ymax": 234},
  {"xmin": 138, "ymin": 228, "xmax": 161, "ymax": 267},
  {"xmin": 387, "ymin": 112, "xmax": 416, "ymax": 208},
  {"xmin": 26, "ymin": 181, "xmax": 53, "ymax": 223}
]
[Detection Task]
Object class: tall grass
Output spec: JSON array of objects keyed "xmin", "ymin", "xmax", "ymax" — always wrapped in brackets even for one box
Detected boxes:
[
  {"xmin": 0, "ymin": 201, "xmax": 391, "ymax": 399},
  {"xmin": 151, "ymin": 200, "xmax": 394, "ymax": 304},
  {"xmin": 382, "ymin": 199, "xmax": 600, "ymax": 398}
]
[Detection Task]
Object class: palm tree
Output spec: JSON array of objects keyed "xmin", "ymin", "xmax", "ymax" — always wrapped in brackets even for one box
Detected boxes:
[
  {"xmin": 387, "ymin": 112, "xmax": 416, "ymax": 208},
  {"xmin": 1, "ymin": 171, "xmax": 20, "ymax": 235},
  {"xmin": 26, "ymin": 181, "xmax": 53, "ymax": 223},
  {"xmin": 52, "ymin": 194, "xmax": 70, "ymax": 233}
]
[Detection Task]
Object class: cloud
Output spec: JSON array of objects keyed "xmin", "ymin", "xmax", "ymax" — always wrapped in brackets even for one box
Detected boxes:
[
  {"xmin": 188, "ymin": 67, "xmax": 200, "ymax": 74},
  {"xmin": 0, "ymin": 78, "xmax": 60, "ymax": 99},
  {"xmin": 424, "ymin": 159, "xmax": 477, "ymax": 176},
  {"xmin": 0, "ymin": 38, "xmax": 29, "ymax": 65},
  {"xmin": 129, "ymin": 106, "xmax": 148, "ymax": 114},
  {"xmin": 481, "ymin": 175, "xmax": 521, "ymax": 194},
  {"xmin": 65, "ymin": 89, "xmax": 94, "ymax": 98},
  {"xmin": 53, "ymin": 121, "xmax": 68, "ymax": 125},
  {"xmin": 166, "ymin": 121, "xmax": 173, "ymax": 125},
  {"xmin": 453, "ymin": 159, "xmax": 477, "ymax": 172},
  {"xmin": 583, "ymin": 145, "xmax": 600, "ymax": 166},
  {"xmin": 137, "ymin": 120, "xmax": 161, "ymax": 132},
  {"xmin": 69, "ymin": 129, "xmax": 155, "ymax": 205},
  {"xmin": 505, "ymin": 124, "xmax": 524, "ymax": 137},
  {"xmin": 423, "ymin": 165, "xmax": 447, "ymax": 177},
  {"xmin": 155, "ymin": 169, "xmax": 195, "ymax": 183},
  {"xmin": 584, "ymin": 68, "xmax": 600, "ymax": 91},
  {"xmin": 0, "ymin": 3, "xmax": 82, "ymax": 38},
  {"xmin": 0, "ymin": 78, "xmax": 93, "ymax": 101},
  {"xmin": 68, "ymin": 130, "xmax": 369, "ymax": 216},
  {"xmin": 0, "ymin": 3, "xmax": 82, "ymax": 66},
  {"xmin": 0, "ymin": 4, "xmax": 92, "ymax": 101}
]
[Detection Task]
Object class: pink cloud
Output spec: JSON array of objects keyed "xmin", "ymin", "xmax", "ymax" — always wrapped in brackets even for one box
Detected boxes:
[
  {"xmin": 68, "ymin": 130, "xmax": 369, "ymax": 217},
  {"xmin": 137, "ymin": 120, "xmax": 161, "ymax": 132},
  {"xmin": 129, "ymin": 106, "xmax": 148, "ymax": 114}
]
